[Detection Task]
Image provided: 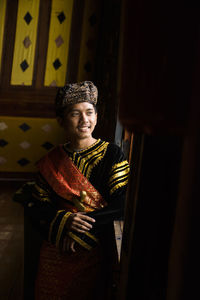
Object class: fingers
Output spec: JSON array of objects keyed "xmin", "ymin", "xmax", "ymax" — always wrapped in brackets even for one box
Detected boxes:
[
  {"xmin": 63, "ymin": 237, "xmax": 76, "ymax": 253},
  {"xmin": 69, "ymin": 213, "xmax": 95, "ymax": 233},
  {"xmin": 70, "ymin": 240, "xmax": 76, "ymax": 252},
  {"xmin": 66, "ymin": 239, "xmax": 75, "ymax": 252},
  {"xmin": 70, "ymin": 219, "xmax": 91, "ymax": 233},
  {"xmin": 78, "ymin": 213, "xmax": 96, "ymax": 223}
]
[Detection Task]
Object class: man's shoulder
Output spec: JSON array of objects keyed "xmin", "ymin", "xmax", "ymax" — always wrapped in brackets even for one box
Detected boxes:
[
  {"xmin": 103, "ymin": 142, "xmax": 126, "ymax": 162},
  {"xmin": 107, "ymin": 142, "xmax": 123, "ymax": 153}
]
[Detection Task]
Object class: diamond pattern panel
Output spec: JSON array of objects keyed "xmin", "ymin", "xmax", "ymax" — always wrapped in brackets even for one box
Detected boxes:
[
  {"xmin": 0, "ymin": 157, "xmax": 7, "ymax": 165},
  {"xmin": 17, "ymin": 158, "xmax": 30, "ymax": 166},
  {"xmin": 49, "ymin": 80, "xmax": 57, "ymax": 87},
  {"xmin": 44, "ymin": 0, "xmax": 73, "ymax": 87},
  {"xmin": 11, "ymin": 0, "xmax": 40, "ymax": 85},
  {"xmin": 53, "ymin": 59, "xmax": 62, "ymax": 70},
  {"xmin": 42, "ymin": 142, "xmax": 54, "ymax": 150},
  {"xmin": 0, "ymin": 117, "xmax": 66, "ymax": 172},
  {"xmin": 0, "ymin": 122, "xmax": 8, "ymax": 131},
  {"xmin": 55, "ymin": 35, "xmax": 64, "ymax": 48},
  {"xmin": 42, "ymin": 124, "xmax": 52, "ymax": 133},
  {"xmin": 23, "ymin": 36, "xmax": 31, "ymax": 48},
  {"xmin": 0, "ymin": 139, "xmax": 8, "ymax": 147},
  {"xmin": 20, "ymin": 60, "xmax": 29, "ymax": 72},
  {"xmin": 24, "ymin": 12, "xmax": 32, "ymax": 25},
  {"xmin": 19, "ymin": 141, "xmax": 31, "ymax": 149},
  {"xmin": 57, "ymin": 12, "xmax": 66, "ymax": 24},
  {"xmin": 19, "ymin": 123, "xmax": 31, "ymax": 132}
]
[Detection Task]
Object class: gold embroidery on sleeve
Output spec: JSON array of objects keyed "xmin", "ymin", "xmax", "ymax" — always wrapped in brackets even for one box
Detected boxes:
[
  {"xmin": 32, "ymin": 192, "xmax": 52, "ymax": 203},
  {"xmin": 110, "ymin": 179, "xmax": 129, "ymax": 195},
  {"xmin": 109, "ymin": 160, "xmax": 130, "ymax": 194},
  {"xmin": 48, "ymin": 210, "xmax": 64, "ymax": 242},
  {"xmin": 56, "ymin": 212, "xmax": 72, "ymax": 248},
  {"xmin": 110, "ymin": 160, "xmax": 129, "ymax": 173},
  {"xmin": 68, "ymin": 231, "xmax": 92, "ymax": 250},
  {"xmin": 32, "ymin": 182, "xmax": 52, "ymax": 203},
  {"xmin": 85, "ymin": 231, "xmax": 98, "ymax": 243},
  {"xmin": 109, "ymin": 167, "xmax": 130, "ymax": 185}
]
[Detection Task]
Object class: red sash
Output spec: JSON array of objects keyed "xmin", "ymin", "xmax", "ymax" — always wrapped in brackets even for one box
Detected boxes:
[{"xmin": 36, "ymin": 145, "xmax": 107, "ymax": 212}]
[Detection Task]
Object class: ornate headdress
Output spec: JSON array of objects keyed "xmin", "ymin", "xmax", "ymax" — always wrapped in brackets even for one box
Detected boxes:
[{"xmin": 55, "ymin": 81, "xmax": 98, "ymax": 116}]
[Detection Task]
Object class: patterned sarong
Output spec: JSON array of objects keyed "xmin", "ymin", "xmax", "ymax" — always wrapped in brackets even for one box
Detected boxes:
[{"xmin": 35, "ymin": 146, "xmax": 112, "ymax": 299}]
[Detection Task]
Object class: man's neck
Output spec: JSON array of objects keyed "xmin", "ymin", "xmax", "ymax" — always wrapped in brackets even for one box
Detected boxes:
[{"xmin": 69, "ymin": 137, "xmax": 97, "ymax": 151}]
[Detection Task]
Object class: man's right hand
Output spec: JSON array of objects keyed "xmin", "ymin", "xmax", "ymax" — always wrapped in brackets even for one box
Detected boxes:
[{"xmin": 66, "ymin": 212, "xmax": 95, "ymax": 233}]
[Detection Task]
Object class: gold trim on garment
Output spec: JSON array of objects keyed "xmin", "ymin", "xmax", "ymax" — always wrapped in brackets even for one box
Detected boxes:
[
  {"xmin": 64, "ymin": 139, "xmax": 101, "ymax": 154},
  {"xmin": 84, "ymin": 150, "xmax": 107, "ymax": 179},
  {"xmin": 80, "ymin": 139, "xmax": 106, "ymax": 156},
  {"xmin": 48, "ymin": 210, "xmax": 65, "ymax": 242},
  {"xmin": 32, "ymin": 182, "xmax": 52, "ymax": 203},
  {"xmin": 109, "ymin": 160, "xmax": 130, "ymax": 194},
  {"xmin": 56, "ymin": 212, "xmax": 72, "ymax": 248},
  {"xmin": 85, "ymin": 231, "xmax": 98, "ymax": 243},
  {"xmin": 110, "ymin": 174, "xmax": 129, "ymax": 187},
  {"xmin": 32, "ymin": 192, "xmax": 52, "ymax": 203},
  {"xmin": 66, "ymin": 140, "xmax": 109, "ymax": 180},
  {"xmin": 110, "ymin": 160, "xmax": 129, "ymax": 173},
  {"xmin": 68, "ymin": 231, "xmax": 92, "ymax": 250},
  {"xmin": 34, "ymin": 183, "xmax": 49, "ymax": 195},
  {"xmin": 110, "ymin": 178, "xmax": 129, "ymax": 195},
  {"xmin": 109, "ymin": 167, "xmax": 130, "ymax": 185},
  {"xmin": 79, "ymin": 142, "xmax": 109, "ymax": 179}
]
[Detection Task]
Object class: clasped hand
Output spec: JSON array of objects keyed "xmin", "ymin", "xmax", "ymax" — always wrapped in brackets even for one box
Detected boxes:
[{"xmin": 63, "ymin": 212, "xmax": 95, "ymax": 253}]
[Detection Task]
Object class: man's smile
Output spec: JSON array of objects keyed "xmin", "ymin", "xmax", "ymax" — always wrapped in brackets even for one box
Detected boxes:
[{"xmin": 78, "ymin": 125, "xmax": 90, "ymax": 131}]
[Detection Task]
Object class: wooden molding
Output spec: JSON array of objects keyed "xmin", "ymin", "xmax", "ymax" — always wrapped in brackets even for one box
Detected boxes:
[
  {"xmin": 0, "ymin": 172, "xmax": 36, "ymax": 181},
  {"xmin": 0, "ymin": 88, "xmax": 57, "ymax": 117}
]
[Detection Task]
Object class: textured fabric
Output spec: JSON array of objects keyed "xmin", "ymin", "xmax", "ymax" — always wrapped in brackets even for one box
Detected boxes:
[
  {"xmin": 14, "ymin": 140, "xmax": 130, "ymax": 299},
  {"xmin": 36, "ymin": 145, "xmax": 107, "ymax": 211},
  {"xmin": 35, "ymin": 241, "xmax": 106, "ymax": 300},
  {"xmin": 55, "ymin": 81, "xmax": 98, "ymax": 117},
  {"xmin": 63, "ymin": 139, "xmax": 130, "ymax": 198},
  {"xmin": 14, "ymin": 139, "xmax": 130, "ymax": 245},
  {"xmin": 34, "ymin": 145, "xmax": 118, "ymax": 298},
  {"xmin": 36, "ymin": 148, "xmax": 107, "ymax": 251}
]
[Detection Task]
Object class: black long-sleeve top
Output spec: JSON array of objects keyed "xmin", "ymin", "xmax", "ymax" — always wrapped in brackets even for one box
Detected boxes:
[{"xmin": 14, "ymin": 139, "xmax": 130, "ymax": 250}]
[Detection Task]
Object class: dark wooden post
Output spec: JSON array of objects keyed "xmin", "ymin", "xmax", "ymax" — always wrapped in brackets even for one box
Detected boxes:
[{"xmin": 117, "ymin": 0, "xmax": 200, "ymax": 299}]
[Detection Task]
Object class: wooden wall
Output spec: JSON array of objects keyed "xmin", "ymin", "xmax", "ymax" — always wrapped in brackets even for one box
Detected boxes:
[
  {"xmin": 118, "ymin": 0, "xmax": 200, "ymax": 299},
  {"xmin": 0, "ymin": 0, "xmax": 122, "ymax": 176}
]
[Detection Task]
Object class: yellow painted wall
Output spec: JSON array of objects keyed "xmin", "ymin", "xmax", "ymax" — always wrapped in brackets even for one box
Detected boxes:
[
  {"xmin": 0, "ymin": 0, "xmax": 7, "ymax": 73},
  {"xmin": 11, "ymin": 0, "xmax": 40, "ymax": 85},
  {"xmin": 0, "ymin": 116, "xmax": 66, "ymax": 172},
  {"xmin": 44, "ymin": 0, "xmax": 74, "ymax": 87},
  {"xmin": 0, "ymin": 0, "xmax": 101, "ymax": 174}
]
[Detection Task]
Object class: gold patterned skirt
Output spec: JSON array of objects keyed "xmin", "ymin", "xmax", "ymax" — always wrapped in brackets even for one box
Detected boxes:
[{"xmin": 34, "ymin": 241, "xmax": 110, "ymax": 300}]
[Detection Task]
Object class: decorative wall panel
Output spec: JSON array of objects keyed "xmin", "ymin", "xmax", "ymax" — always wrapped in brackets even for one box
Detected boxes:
[
  {"xmin": 0, "ymin": 116, "xmax": 65, "ymax": 172},
  {"xmin": 44, "ymin": 0, "xmax": 74, "ymax": 87},
  {"xmin": 11, "ymin": 0, "xmax": 40, "ymax": 86},
  {"xmin": 77, "ymin": 0, "xmax": 101, "ymax": 82},
  {"xmin": 0, "ymin": 0, "xmax": 7, "ymax": 73}
]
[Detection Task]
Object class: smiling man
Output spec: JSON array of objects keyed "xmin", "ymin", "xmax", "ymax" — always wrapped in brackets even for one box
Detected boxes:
[
  {"xmin": 59, "ymin": 102, "xmax": 97, "ymax": 148},
  {"xmin": 15, "ymin": 81, "xmax": 130, "ymax": 299}
]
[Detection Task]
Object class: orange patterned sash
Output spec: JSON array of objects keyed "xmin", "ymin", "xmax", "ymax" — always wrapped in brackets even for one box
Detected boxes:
[{"xmin": 36, "ymin": 145, "xmax": 107, "ymax": 212}]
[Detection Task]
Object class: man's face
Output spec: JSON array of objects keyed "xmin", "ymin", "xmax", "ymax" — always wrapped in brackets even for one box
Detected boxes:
[{"xmin": 61, "ymin": 102, "xmax": 97, "ymax": 140}]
